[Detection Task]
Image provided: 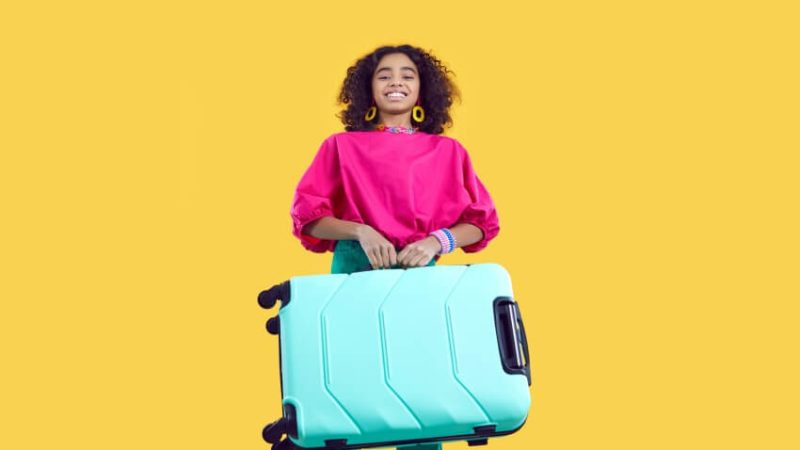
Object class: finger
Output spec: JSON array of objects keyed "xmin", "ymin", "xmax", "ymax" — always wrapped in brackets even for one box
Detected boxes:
[
  {"xmin": 359, "ymin": 242, "xmax": 377, "ymax": 270},
  {"xmin": 388, "ymin": 246, "xmax": 398, "ymax": 267},
  {"xmin": 415, "ymin": 255, "xmax": 432, "ymax": 267},
  {"xmin": 407, "ymin": 252, "xmax": 425, "ymax": 267},
  {"xmin": 380, "ymin": 246, "xmax": 391, "ymax": 268},
  {"xmin": 418, "ymin": 254, "xmax": 433, "ymax": 266},
  {"xmin": 400, "ymin": 248, "xmax": 418, "ymax": 267},
  {"xmin": 366, "ymin": 249, "xmax": 379, "ymax": 270},
  {"xmin": 372, "ymin": 248, "xmax": 385, "ymax": 269},
  {"xmin": 399, "ymin": 248, "xmax": 415, "ymax": 267},
  {"xmin": 396, "ymin": 247, "xmax": 408, "ymax": 265},
  {"xmin": 412, "ymin": 249, "xmax": 433, "ymax": 267}
]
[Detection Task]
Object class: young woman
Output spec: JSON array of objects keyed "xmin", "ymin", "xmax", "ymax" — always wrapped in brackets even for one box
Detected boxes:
[{"xmin": 290, "ymin": 44, "xmax": 500, "ymax": 274}]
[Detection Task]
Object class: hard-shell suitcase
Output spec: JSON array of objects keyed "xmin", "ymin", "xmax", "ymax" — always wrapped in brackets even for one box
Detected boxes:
[{"xmin": 258, "ymin": 263, "xmax": 531, "ymax": 450}]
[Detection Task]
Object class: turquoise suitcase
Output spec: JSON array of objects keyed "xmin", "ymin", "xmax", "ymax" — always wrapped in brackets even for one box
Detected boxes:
[{"xmin": 258, "ymin": 263, "xmax": 531, "ymax": 450}]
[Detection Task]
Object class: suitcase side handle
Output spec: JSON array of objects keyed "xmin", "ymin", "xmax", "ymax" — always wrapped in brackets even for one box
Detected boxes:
[{"xmin": 493, "ymin": 297, "xmax": 531, "ymax": 385}]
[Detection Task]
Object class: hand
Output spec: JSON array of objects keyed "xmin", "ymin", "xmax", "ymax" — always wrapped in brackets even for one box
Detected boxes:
[
  {"xmin": 397, "ymin": 236, "xmax": 441, "ymax": 268},
  {"xmin": 355, "ymin": 225, "xmax": 398, "ymax": 269}
]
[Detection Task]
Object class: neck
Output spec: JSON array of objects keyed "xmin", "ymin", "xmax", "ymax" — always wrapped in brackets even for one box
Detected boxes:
[{"xmin": 377, "ymin": 111, "xmax": 413, "ymax": 129}]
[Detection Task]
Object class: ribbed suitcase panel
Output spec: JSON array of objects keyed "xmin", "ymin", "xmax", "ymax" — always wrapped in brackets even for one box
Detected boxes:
[
  {"xmin": 379, "ymin": 266, "xmax": 491, "ymax": 435},
  {"xmin": 280, "ymin": 264, "xmax": 529, "ymax": 448},
  {"xmin": 445, "ymin": 264, "xmax": 530, "ymax": 429},
  {"xmin": 280, "ymin": 275, "xmax": 362, "ymax": 443}
]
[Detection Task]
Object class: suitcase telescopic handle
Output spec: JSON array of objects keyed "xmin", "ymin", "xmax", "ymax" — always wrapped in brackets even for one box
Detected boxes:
[
  {"xmin": 514, "ymin": 304, "xmax": 531, "ymax": 377},
  {"xmin": 494, "ymin": 298, "xmax": 531, "ymax": 384}
]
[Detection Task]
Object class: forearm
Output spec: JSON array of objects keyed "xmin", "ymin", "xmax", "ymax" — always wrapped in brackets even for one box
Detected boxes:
[
  {"xmin": 303, "ymin": 216, "xmax": 367, "ymax": 241},
  {"xmin": 305, "ymin": 218, "xmax": 484, "ymax": 250},
  {"xmin": 448, "ymin": 223, "xmax": 484, "ymax": 250}
]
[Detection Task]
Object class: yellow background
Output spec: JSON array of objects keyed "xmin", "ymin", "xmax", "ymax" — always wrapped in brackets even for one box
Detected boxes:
[{"xmin": 1, "ymin": 1, "xmax": 798, "ymax": 449}]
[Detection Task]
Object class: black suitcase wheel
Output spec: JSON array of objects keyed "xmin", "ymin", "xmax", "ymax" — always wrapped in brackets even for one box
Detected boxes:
[
  {"xmin": 262, "ymin": 418, "xmax": 287, "ymax": 444},
  {"xmin": 258, "ymin": 281, "xmax": 290, "ymax": 309},
  {"xmin": 266, "ymin": 316, "xmax": 280, "ymax": 335},
  {"xmin": 273, "ymin": 438, "xmax": 297, "ymax": 450}
]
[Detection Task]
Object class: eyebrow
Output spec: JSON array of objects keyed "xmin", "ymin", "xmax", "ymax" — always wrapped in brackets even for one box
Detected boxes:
[{"xmin": 376, "ymin": 66, "xmax": 418, "ymax": 74}]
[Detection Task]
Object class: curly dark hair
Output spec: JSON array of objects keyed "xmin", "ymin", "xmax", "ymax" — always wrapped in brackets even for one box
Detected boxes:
[{"xmin": 337, "ymin": 44, "xmax": 461, "ymax": 135}]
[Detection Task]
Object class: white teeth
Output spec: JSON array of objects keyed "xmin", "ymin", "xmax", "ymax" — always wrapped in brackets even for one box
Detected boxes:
[{"xmin": 387, "ymin": 92, "xmax": 406, "ymax": 98}]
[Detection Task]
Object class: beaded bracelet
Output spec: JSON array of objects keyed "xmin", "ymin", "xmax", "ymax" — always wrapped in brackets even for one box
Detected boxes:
[
  {"xmin": 430, "ymin": 230, "xmax": 450, "ymax": 254},
  {"xmin": 441, "ymin": 228, "xmax": 456, "ymax": 252},
  {"xmin": 429, "ymin": 228, "xmax": 457, "ymax": 254}
]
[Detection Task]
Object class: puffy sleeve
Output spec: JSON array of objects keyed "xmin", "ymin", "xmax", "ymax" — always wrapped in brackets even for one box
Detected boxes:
[
  {"xmin": 455, "ymin": 144, "xmax": 500, "ymax": 253},
  {"xmin": 289, "ymin": 137, "xmax": 341, "ymax": 253}
]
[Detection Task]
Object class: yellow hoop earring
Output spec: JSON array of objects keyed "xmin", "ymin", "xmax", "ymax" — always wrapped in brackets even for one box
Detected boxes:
[
  {"xmin": 412, "ymin": 105, "xmax": 425, "ymax": 123},
  {"xmin": 364, "ymin": 106, "xmax": 377, "ymax": 122}
]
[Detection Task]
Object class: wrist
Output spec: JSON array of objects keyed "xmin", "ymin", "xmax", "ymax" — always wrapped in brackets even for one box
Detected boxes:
[
  {"xmin": 352, "ymin": 223, "xmax": 372, "ymax": 240},
  {"xmin": 424, "ymin": 236, "xmax": 441, "ymax": 252}
]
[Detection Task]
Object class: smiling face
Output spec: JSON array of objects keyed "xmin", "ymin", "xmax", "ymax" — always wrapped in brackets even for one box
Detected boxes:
[{"xmin": 371, "ymin": 52, "xmax": 421, "ymax": 121}]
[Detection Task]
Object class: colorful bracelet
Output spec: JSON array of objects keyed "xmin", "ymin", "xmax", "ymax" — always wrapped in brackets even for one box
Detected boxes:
[
  {"xmin": 442, "ymin": 228, "xmax": 456, "ymax": 252},
  {"xmin": 429, "ymin": 228, "xmax": 456, "ymax": 254},
  {"xmin": 429, "ymin": 230, "xmax": 448, "ymax": 254}
]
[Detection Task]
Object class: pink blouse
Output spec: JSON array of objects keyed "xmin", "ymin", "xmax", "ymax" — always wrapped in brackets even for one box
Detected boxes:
[{"xmin": 290, "ymin": 130, "xmax": 500, "ymax": 255}]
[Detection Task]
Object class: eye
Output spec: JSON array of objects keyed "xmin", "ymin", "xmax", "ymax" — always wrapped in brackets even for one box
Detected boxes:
[
  {"xmin": 403, "ymin": 76, "xmax": 415, "ymax": 80},
  {"xmin": 378, "ymin": 76, "xmax": 389, "ymax": 80}
]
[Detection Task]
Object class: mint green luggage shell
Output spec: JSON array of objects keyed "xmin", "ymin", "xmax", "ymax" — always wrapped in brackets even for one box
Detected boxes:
[{"xmin": 278, "ymin": 263, "xmax": 530, "ymax": 448}]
